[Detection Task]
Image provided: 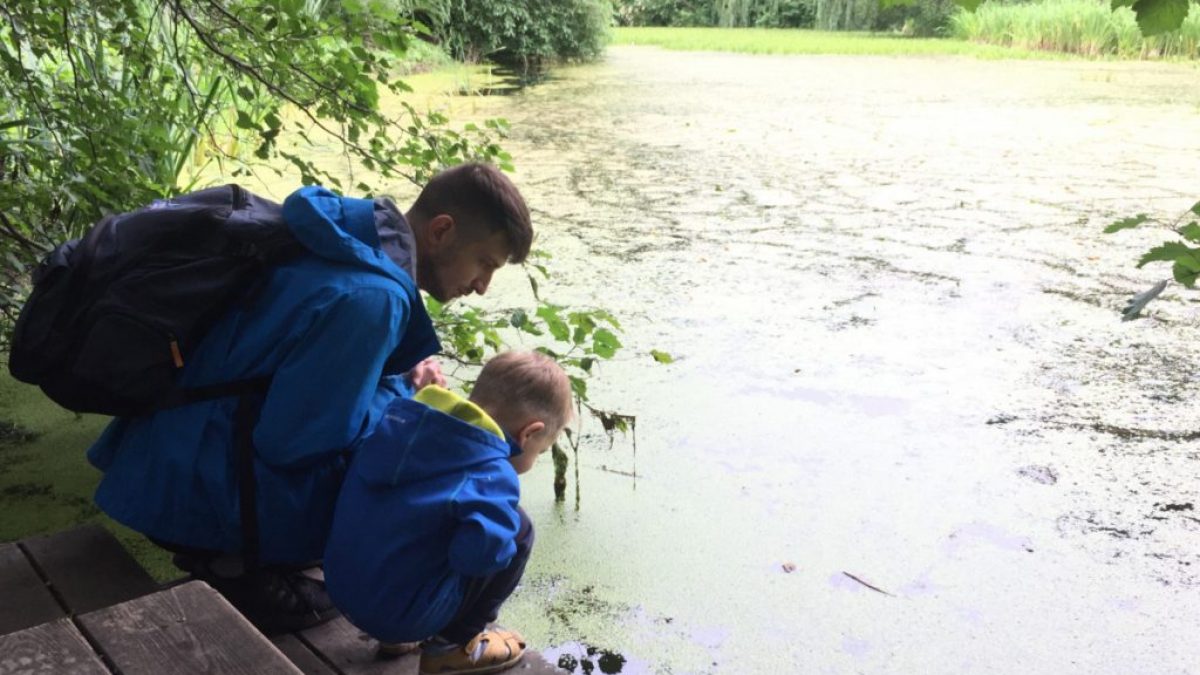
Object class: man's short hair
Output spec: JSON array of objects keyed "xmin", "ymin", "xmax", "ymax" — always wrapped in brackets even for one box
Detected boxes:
[
  {"xmin": 470, "ymin": 351, "xmax": 573, "ymax": 432},
  {"xmin": 410, "ymin": 163, "xmax": 532, "ymax": 264}
]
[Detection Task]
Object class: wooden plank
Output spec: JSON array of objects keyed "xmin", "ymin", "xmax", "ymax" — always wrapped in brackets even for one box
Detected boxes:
[
  {"xmin": 299, "ymin": 618, "xmax": 564, "ymax": 675},
  {"xmin": 78, "ymin": 581, "xmax": 301, "ymax": 675},
  {"xmin": 0, "ymin": 543, "xmax": 63, "ymax": 635},
  {"xmin": 299, "ymin": 616, "xmax": 417, "ymax": 675},
  {"xmin": 0, "ymin": 617, "xmax": 109, "ymax": 675},
  {"xmin": 21, "ymin": 525, "xmax": 157, "ymax": 616},
  {"xmin": 271, "ymin": 634, "xmax": 338, "ymax": 675}
]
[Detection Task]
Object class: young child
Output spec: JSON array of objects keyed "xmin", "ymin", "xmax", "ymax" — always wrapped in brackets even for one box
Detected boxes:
[{"xmin": 324, "ymin": 351, "xmax": 573, "ymax": 675}]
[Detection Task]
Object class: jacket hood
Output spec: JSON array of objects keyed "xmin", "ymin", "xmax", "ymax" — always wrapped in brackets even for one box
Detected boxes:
[
  {"xmin": 354, "ymin": 395, "xmax": 521, "ymax": 489},
  {"xmin": 282, "ymin": 186, "xmax": 417, "ymax": 285},
  {"xmin": 282, "ymin": 186, "xmax": 440, "ymax": 375}
]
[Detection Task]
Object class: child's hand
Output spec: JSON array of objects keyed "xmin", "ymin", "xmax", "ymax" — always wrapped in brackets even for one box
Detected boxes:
[{"xmin": 406, "ymin": 357, "xmax": 446, "ymax": 389}]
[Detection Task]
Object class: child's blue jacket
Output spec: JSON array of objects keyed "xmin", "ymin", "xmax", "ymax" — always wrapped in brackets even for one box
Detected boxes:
[
  {"xmin": 87, "ymin": 187, "xmax": 440, "ymax": 564},
  {"xmin": 324, "ymin": 388, "xmax": 522, "ymax": 643}
]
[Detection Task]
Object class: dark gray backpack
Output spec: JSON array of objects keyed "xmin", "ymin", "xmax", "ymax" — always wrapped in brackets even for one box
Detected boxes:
[{"xmin": 8, "ymin": 184, "xmax": 304, "ymax": 416}]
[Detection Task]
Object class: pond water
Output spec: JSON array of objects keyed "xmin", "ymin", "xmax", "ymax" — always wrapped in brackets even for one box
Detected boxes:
[{"xmin": 440, "ymin": 47, "xmax": 1200, "ymax": 674}]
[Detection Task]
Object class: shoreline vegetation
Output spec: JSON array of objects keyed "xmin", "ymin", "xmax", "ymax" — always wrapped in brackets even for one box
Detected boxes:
[
  {"xmin": 613, "ymin": 1, "xmax": 1200, "ymax": 60},
  {"xmin": 611, "ymin": 25, "xmax": 1063, "ymax": 57}
]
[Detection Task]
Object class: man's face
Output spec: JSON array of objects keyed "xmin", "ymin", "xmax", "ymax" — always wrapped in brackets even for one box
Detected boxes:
[{"xmin": 419, "ymin": 219, "xmax": 510, "ymax": 303}]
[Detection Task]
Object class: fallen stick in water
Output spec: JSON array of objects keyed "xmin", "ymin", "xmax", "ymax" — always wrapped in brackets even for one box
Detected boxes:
[{"xmin": 842, "ymin": 572, "xmax": 894, "ymax": 596}]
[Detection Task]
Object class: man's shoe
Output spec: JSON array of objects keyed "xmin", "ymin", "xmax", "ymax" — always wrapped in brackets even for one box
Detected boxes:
[{"xmin": 195, "ymin": 566, "xmax": 340, "ymax": 635}]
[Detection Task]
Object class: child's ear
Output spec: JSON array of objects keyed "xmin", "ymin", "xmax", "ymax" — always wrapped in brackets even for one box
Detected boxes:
[{"xmin": 516, "ymin": 420, "xmax": 546, "ymax": 447}]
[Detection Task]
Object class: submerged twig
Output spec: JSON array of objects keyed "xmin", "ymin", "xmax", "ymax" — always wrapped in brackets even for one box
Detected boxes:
[{"xmin": 842, "ymin": 572, "xmax": 894, "ymax": 597}]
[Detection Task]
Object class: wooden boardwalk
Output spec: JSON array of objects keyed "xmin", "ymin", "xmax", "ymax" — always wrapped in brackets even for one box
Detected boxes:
[{"xmin": 0, "ymin": 525, "xmax": 563, "ymax": 675}]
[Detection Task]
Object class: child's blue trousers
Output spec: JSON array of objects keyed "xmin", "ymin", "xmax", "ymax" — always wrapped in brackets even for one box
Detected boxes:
[{"xmin": 439, "ymin": 506, "xmax": 534, "ymax": 644}]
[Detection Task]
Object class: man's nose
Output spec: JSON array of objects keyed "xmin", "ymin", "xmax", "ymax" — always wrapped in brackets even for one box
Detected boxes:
[{"xmin": 472, "ymin": 271, "xmax": 493, "ymax": 295}]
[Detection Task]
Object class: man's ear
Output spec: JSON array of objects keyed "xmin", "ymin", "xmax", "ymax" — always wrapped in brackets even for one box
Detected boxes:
[
  {"xmin": 426, "ymin": 214, "xmax": 456, "ymax": 250},
  {"xmin": 516, "ymin": 420, "xmax": 546, "ymax": 447}
]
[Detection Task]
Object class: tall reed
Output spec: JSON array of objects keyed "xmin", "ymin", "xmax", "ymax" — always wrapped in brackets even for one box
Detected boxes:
[{"xmin": 951, "ymin": 0, "xmax": 1200, "ymax": 58}]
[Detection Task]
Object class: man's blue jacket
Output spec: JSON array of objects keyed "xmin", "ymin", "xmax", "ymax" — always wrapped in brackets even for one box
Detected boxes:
[
  {"xmin": 323, "ymin": 386, "xmax": 523, "ymax": 643},
  {"xmin": 87, "ymin": 187, "xmax": 440, "ymax": 564}
]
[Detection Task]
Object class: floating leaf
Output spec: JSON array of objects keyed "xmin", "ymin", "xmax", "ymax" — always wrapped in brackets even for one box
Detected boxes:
[{"xmin": 650, "ymin": 349, "xmax": 675, "ymax": 364}]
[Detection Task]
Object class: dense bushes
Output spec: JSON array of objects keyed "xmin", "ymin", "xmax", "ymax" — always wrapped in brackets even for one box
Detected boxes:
[
  {"xmin": 614, "ymin": 0, "xmax": 817, "ymax": 28},
  {"xmin": 421, "ymin": 0, "xmax": 612, "ymax": 69},
  {"xmin": 872, "ymin": 0, "xmax": 959, "ymax": 36}
]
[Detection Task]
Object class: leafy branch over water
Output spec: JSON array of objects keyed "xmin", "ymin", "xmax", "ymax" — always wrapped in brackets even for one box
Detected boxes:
[
  {"xmin": 0, "ymin": 0, "xmax": 661, "ymax": 495},
  {"xmin": 1104, "ymin": 202, "xmax": 1200, "ymax": 320}
]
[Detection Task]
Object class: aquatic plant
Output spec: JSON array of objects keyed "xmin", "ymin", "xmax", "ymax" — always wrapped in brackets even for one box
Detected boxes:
[{"xmin": 950, "ymin": 0, "xmax": 1200, "ymax": 58}]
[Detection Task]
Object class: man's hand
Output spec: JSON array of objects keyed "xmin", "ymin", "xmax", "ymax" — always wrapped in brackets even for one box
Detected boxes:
[{"xmin": 406, "ymin": 357, "xmax": 446, "ymax": 390}]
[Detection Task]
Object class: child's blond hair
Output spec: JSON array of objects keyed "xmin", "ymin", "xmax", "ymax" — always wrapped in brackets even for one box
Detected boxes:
[{"xmin": 469, "ymin": 351, "xmax": 573, "ymax": 433}]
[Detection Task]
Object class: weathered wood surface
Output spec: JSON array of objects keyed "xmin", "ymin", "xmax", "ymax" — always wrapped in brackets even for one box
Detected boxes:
[
  {"xmin": 21, "ymin": 524, "xmax": 157, "ymax": 615},
  {"xmin": 0, "ymin": 618, "xmax": 108, "ymax": 675},
  {"xmin": 78, "ymin": 581, "xmax": 301, "ymax": 675},
  {"xmin": 0, "ymin": 544, "xmax": 62, "ymax": 635},
  {"xmin": 2, "ymin": 526, "xmax": 566, "ymax": 675},
  {"xmin": 294, "ymin": 616, "xmax": 564, "ymax": 674},
  {"xmin": 272, "ymin": 634, "xmax": 339, "ymax": 675}
]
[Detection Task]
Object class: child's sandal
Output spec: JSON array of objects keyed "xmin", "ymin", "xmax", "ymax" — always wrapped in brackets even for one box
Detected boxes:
[{"xmin": 418, "ymin": 628, "xmax": 526, "ymax": 675}]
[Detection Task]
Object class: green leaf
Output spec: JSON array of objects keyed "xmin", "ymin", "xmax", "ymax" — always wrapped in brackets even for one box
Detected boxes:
[
  {"xmin": 1137, "ymin": 241, "xmax": 1192, "ymax": 267},
  {"xmin": 591, "ymin": 309, "xmax": 623, "ymax": 331},
  {"xmin": 510, "ymin": 309, "xmax": 527, "ymax": 328},
  {"xmin": 235, "ymin": 110, "xmax": 257, "ymax": 130},
  {"xmin": 1191, "ymin": 201, "xmax": 1200, "ymax": 216},
  {"xmin": 650, "ymin": 349, "xmax": 675, "ymax": 364},
  {"xmin": 580, "ymin": 357, "xmax": 594, "ymax": 372},
  {"xmin": 592, "ymin": 328, "xmax": 622, "ymax": 359},
  {"xmin": 1173, "ymin": 252, "xmax": 1200, "ymax": 287},
  {"xmin": 536, "ymin": 306, "xmax": 570, "ymax": 342},
  {"xmin": 1103, "ymin": 214, "xmax": 1150, "ymax": 233},
  {"xmin": 1131, "ymin": 0, "xmax": 1190, "ymax": 36},
  {"xmin": 1112, "ymin": 0, "xmax": 1136, "ymax": 8},
  {"xmin": 1174, "ymin": 261, "xmax": 1200, "ymax": 287},
  {"xmin": 569, "ymin": 376, "xmax": 588, "ymax": 400},
  {"xmin": 1179, "ymin": 222, "xmax": 1200, "ymax": 242}
]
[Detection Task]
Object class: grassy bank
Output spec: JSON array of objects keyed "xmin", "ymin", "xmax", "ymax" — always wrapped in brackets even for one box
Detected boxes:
[
  {"xmin": 952, "ymin": 0, "xmax": 1200, "ymax": 58},
  {"xmin": 0, "ymin": 374, "xmax": 179, "ymax": 581},
  {"xmin": 611, "ymin": 25, "xmax": 1064, "ymax": 58}
]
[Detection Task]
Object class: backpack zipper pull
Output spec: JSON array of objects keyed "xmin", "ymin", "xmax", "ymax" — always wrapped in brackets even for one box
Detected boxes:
[{"xmin": 169, "ymin": 339, "xmax": 184, "ymax": 368}]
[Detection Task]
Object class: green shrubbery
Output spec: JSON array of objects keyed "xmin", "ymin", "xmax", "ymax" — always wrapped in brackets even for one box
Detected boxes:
[
  {"xmin": 614, "ymin": 0, "xmax": 818, "ymax": 28},
  {"xmin": 415, "ymin": 0, "xmax": 612, "ymax": 70},
  {"xmin": 952, "ymin": 0, "xmax": 1200, "ymax": 57},
  {"xmin": 874, "ymin": 0, "xmax": 960, "ymax": 35}
]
